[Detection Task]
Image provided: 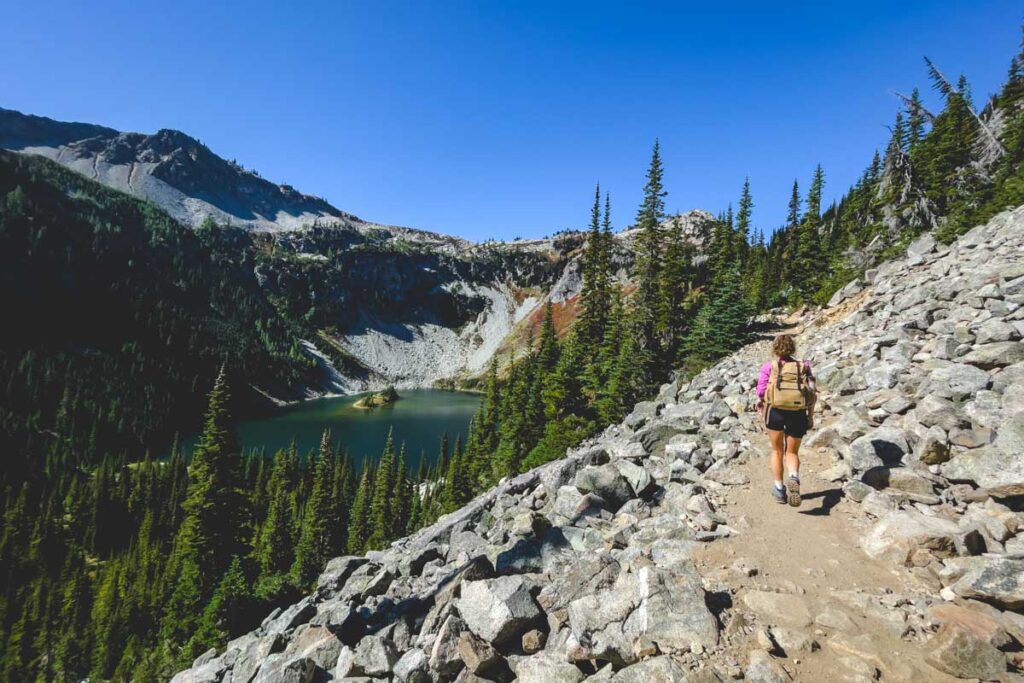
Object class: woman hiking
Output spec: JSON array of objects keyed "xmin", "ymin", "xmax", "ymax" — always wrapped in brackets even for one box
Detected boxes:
[{"xmin": 756, "ymin": 334, "xmax": 816, "ymax": 507}]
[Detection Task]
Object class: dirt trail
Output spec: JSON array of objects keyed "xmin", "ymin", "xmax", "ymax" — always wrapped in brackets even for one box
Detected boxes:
[{"xmin": 693, "ymin": 431, "xmax": 960, "ymax": 682}]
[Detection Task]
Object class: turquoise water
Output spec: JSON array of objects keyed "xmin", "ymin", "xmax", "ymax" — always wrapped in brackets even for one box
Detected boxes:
[{"xmin": 231, "ymin": 389, "xmax": 480, "ymax": 466}]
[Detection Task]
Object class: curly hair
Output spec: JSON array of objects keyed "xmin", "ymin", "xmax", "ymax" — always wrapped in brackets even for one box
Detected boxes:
[{"xmin": 772, "ymin": 334, "xmax": 796, "ymax": 359}]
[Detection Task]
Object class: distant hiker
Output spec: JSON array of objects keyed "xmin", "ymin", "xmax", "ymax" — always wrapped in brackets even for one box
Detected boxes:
[{"xmin": 756, "ymin": 334, "xmax": 816, "ymax": 506}]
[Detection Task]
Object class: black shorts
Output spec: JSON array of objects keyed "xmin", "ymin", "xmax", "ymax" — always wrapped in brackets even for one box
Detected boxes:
[{"xmin": 766, "ymin": 407, "xmax": 808, "ymax": 438}]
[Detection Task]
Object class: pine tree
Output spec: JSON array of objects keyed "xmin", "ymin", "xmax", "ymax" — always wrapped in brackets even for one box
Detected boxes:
[
  {"xmin": 254, "ymin": 449, "xmax": 294, "ymax": 580},
  {"xmin": 734, "ymin": 177, "xmax": 753, "ymax": 262},
  {"xmin": 681, "ymin": 266, "xmax": 753, "ymax": 363},
  {"xmin": 537, "ymin": 301, "xmax": 560, "ymax": 373},
  {"xmin": 577, "ymin": 183, "xmax": 607, "ymax": 352},
  {"xmin": 346, "ymin": 460, "xmax": 373, "ymax": 554},
  {"xmin": 787, "ymin": 180, "xmax": 801, "ymax": 228},
  {"xmin": 291, "ymin": 430, "xmax": 335, "ymax": 586},
  {"xmin": 186, "ymin": 557, "xmax": 251, "ymax": 658},
  {"xmin": 392, "ymin": 444, "xmax": 411, "ymax": 538},
  {"xmin": 656, "ymin": 216, "xmax": 692, "ymax": 368},
  {"xmin": 633, "ymin": 140, "xmax": 667, "ymax": 381},
  {"xmin": 161, "ymin": 368, "xmax": 247, "ymax": 654},
  {"xmin": 366, "ymin": 430, "xmax": 396, "ymax": 550},
  {"xmin": 907, "ymin": 87, "xmax": 926, "ymax": 148}
]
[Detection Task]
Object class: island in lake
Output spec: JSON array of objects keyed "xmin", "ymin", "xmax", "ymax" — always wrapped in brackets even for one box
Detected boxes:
[{"xmin": 353, "ymin": 386, "xmax": 400, "ymax": 409}]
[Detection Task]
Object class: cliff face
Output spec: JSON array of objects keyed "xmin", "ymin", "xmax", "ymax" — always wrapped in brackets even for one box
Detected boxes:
[{"xmin": 171, "ymin": 207, "xmax": 1024, "ymax": 682}]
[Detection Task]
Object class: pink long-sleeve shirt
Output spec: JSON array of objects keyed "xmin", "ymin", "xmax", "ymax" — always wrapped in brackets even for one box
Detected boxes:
[{"xmin": 756, "ymin": 359, "xmax": 813, "ymax": 399}]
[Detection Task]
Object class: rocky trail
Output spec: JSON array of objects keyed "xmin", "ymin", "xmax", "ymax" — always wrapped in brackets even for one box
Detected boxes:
[{"xmin": 173, "ymin": 208, "xmax": 1024, "ymax": 682}]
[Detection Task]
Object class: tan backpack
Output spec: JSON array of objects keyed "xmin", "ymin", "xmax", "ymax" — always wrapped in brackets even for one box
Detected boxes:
[{"xmin": 765, "ymin": 359, "xmax": 810, "ymax": 411}]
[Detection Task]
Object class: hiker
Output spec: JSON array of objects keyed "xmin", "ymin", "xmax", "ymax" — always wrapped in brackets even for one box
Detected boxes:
[{"xmin": 756, "ymin": 334, "xmax": 816, "ymax": 506}]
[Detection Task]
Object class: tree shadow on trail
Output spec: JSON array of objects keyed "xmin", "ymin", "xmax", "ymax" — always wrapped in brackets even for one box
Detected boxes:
[{"xmin": 798, "ymin": 488, "xmax": 843, "ymax": 516}]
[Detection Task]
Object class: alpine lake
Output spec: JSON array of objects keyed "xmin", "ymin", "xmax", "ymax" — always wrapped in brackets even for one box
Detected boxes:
[{"xmin": 227, "ymin": 388, "xmax": 481, "ymax": 466}]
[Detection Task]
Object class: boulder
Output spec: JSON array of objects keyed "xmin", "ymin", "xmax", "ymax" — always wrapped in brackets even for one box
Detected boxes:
[
  {"xmin": 860, "ymin": 466, "xmax": 935, "ymax": 496},
  {"xmin": 393, "ymin": 648, "xmax": 431, "ymax": 683},
  {"xmin": 744, "ymin": 649, "xmax": 789, "ymax": 683},
  {"xmin": 574, "ymin": 464, "xmax": 634, "ymax": 511},
  {"xmin": 924, "ymin": 622, "xmax": 1007, "ymax": 681},
  {"xmin": 610, "ymin": 655, "xmax": 688, "ymax": 682},
  {"xmin": 457, "ymin": 631, "xmax": 504, "ymax": 676},
  {"xmin": 916, "ymin": 395, "xmax": 970, "ymax": 431},
  {"xmin": 844, "ymin": 428, "xmax": 909, "ymax": 471},
  {"xmin": 428, "ymin": 615, "xmax": 465, "ymax": 678},
  {"xmin": 511, "ymin": 653, "xmax": 584, "ymax": 683},
  {"xmin": 949, "ymin": 557, "xmax": 1024, "ymax": 611},
  {"xmin": 458, "ymin": 576, "xmax": 542, "ymax": 645},
  {"xmin": 962, "ymin": 341, "xmax": 1024, "ymax": 369},
  {"xmin": 252, "ymin": 655, "xmax": 316, "ymax": 683},
  {"xmin": 860, "ymin": 510, "xmax": 961, "ymax": 565},
  {"xmin": 943, "ymin": 415, "xmax": 1024, "ymax": 496},
  {"xmin": 925, "ymin": 363, "xmax": 990, "ymax": 401},
  {"xmin": 613, "ymin": 460, "xmax": 657, "ymax": 499},
  {"xmin": 231, "ymin": 634, "xmax": 284, "ymax": 683},
  {"xmin": 566, "ymin": 564, "xmax": 717, "ymax": 666}
]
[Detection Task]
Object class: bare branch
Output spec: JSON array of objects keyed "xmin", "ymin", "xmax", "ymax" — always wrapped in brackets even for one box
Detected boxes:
[{"xmin": 892, "ymin": 90, "xmax": 936, "ymax": 123}]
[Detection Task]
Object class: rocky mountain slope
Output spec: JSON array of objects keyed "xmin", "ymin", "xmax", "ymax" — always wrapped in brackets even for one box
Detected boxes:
[
  {"xmin": 171, "ymin": 205, "xmax": 1024, "ymax": 681},
  {"xmin": 1, "ymin": 108, "xmax": 719, "ymax": 393}
]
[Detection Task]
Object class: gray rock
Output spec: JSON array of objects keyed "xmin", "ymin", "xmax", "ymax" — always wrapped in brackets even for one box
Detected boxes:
[
  {"xmin": 610, "ymin": 655, "xmax": 688, "ymax": 682},
  {"xmin": 861, "ymin": 510, "xmax": 961, "ymax": 565},
  {"xmin": 511, "ymin": 653, "xmax": 584, "ymax": 683},
  {"xmin": 962, "ymin": 341, "xmax": 1024, "ymax": 369},
  {"xmin": 574, "ymin": 464, "xmax": 634, "ymax": 511},
  {"xmin": 458, "ymin": 576, "xmax": 542, "ymax": 644},
  {"xmin": 265, "ymin": 598, "xmax": 315, "ymax": 637},
  {"xmin": 567, "ymin": 564, "xmax": 717, "ymax": 666},
  {"xmin": 428, "ymin": 615, "xmax": 465, "ymax": 678},
  {"xmin": 860, "ymin": 466, "xmax": 935, "ymax": 496},
  {"xmin": 843, "ymin": 480, "xmax": 873, "ymax": 503},
  {"xmin": 925, "ymin": 363, "xmax": 991, "ymax": 401},
  {"xmin": 393, "ymin": 648, "xmax": 430, "ymax": 683},
  {"xmin": 252, "ymin": 654, "xmax": 316, "ymax": 683},
  {"xmin": 916, "ymin": 395, "xmax": 970, "ymax": 431},
  {"xmin": 949, "ymin": 557, "xmax": 1024, "ymax": 610},
  {"xmin": 907, "ymin": 233, "xmax": 936, "ymax": 257},
  {"xmin": 231, "ymin": 635, "xmax": 284, "ymax": 683},
  {"xmin": 742, "ymin": 590, "xmax": 813, "ymax": 627},
  {"xmin": 339, "ymin": 634, "xmax": 397, "ymax": 679},
  {"xmin": 845, "ymin": 427, "xmax": 909, "ymax": 471},
  {"xmin": 975, "ymin": 319, "xmax": 1019, "ymax": 344},
  {"xmin": 613, "ymin": 460, "xmax": 657, "ymax": 499},
  {"xmin": 316, "ymin": 556, "xmax": 370, "ymax": 596},
  {"xmin": 744, "ymin": 649, "xmax": 789, "ymax": 683},
  {"xmin": 943, "ymin": 414, "xmax": 1024, "ymax": 496}
]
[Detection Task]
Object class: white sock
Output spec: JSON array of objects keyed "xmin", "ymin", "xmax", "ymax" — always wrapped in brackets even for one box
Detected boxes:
[{"xmin": 774, "ymin": 480, "xmax": 783, "ymax": 489}]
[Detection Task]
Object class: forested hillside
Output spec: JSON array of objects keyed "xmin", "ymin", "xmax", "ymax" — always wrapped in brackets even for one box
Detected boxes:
[{"xmin": 2, "ymin": 34, "xmax": 1024, "ymax": 683}]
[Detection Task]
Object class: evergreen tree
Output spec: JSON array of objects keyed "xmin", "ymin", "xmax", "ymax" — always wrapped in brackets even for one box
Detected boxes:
[
  {"xmin": 392, "ymin": 444, "xmax": 411, "ymax": 538},
  {"xmin": 254, "ymin": 449, "xmax": 294, "ymax": 580},
  {"xmin": 366, "ymin": 430, "xmax": 396, "ymax": 550},
  {"xmin": 346, "ymin": 460, "xmax": 373, "ymax": 554},
  {"xmin": 735, "ymin": 177, "xmax": 753, "ymax": 262},
  {"xmin": 185, "ymin": 557, "xmax": 252, "ymax": 658},
  {"xmin": 536, "ymin": 301, "xmax": 560, "ymax": 373},
  {"xmin": 161, "ymin": 368, "xmax": 247, "ymax": 655},
  {"xmin": 291, "ymin": 430, "xmax": 334, "ymax": 587},
  {"xmin": 681, "ymin": 266, "xmax": 753, "ymax": 364},
  {"xmin": 632, "ymin": 140, "xmax": 667, "ymax": 381},
  {"xmin": 656, "ymin": 216, "xmax": 692, "ymax": 367}
]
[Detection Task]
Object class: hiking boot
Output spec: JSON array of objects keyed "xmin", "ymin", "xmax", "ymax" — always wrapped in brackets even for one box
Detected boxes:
[
  {"xmin": 786, "ymin": 475, "xmax": 801, "ymax": 507},
  {"xmin": 772, "ymin": 484, "xmax": 786, "ymax": 504}
]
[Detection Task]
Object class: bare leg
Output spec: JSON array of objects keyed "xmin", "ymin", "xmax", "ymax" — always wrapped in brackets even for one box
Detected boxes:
[
  {"xmin": 785, "ymin": 435, "xmax": 802, "ymax": 479},
  {"xmin": 768, "ymin": 429, "xmax": 785, "ymax": 481}
]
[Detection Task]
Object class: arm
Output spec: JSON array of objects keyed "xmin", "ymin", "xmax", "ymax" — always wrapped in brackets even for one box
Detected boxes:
[{"xmin": 756, "ymin": 362, "xmax": 772, "ymax": 400}]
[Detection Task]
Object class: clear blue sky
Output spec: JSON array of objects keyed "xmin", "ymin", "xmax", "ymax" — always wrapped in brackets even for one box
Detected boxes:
[{"xmin": 3, "ymin": 2, "xmax": 1021, "ymax": 240}]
